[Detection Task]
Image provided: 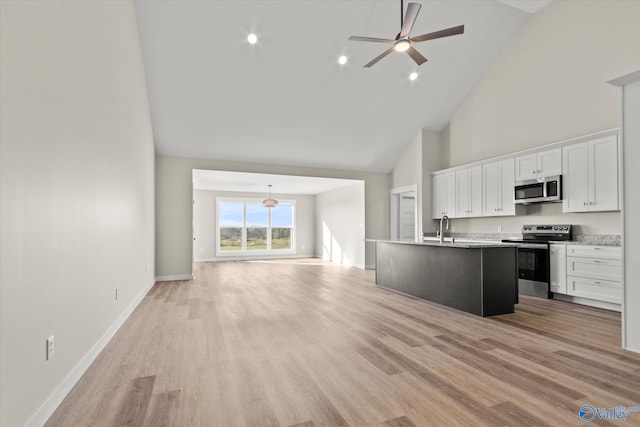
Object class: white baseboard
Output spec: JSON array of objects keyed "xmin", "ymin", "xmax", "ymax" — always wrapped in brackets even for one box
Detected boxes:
[
  {"xmin": 194, "ymin": 254, "xmax": 316, "ymax": 263},
  {"xmin": 623, "ymin": 345, "xmax": 640, "ymax": 354},
  {"xmin": 26, "ymin": 278, "xmax": 156, "ymax": 427},
  {"xmin": 553, "ymin": 293, "xmax": 622, "ymax": 312},
  {"xmin": 155, "ymin": 274, "xmax": 193, "ymax": 281}
]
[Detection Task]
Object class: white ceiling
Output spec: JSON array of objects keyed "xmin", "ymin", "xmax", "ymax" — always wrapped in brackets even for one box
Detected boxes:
[
  {"xmin": 134, "ymin": 0, "xmax": 544, "ymax": 173},
  {"xmin": 193, "ymin": 169, "xmax": 361, "ymax": 195}
]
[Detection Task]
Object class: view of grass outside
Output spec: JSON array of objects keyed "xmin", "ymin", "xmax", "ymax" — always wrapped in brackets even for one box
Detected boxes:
[
  {"xmin": 247, "ymin": 227, "xmax": 267, "ymax": 250},
  {"xmin": 272, "ymin": 228, "xmax": 291, "ymax": 249},
  {"xmin": 218, "ymin": 199, "xmax": 294, "ymax": 252},
  {"xmin": 220, "ymin": 227, "xmax": 242, "ymax": 251}
]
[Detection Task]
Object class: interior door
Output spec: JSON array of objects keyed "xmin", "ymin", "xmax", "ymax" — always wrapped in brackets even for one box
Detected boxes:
[{"xmin": 399, "ymin": 192, "xmax": 416, "ymax": 241}]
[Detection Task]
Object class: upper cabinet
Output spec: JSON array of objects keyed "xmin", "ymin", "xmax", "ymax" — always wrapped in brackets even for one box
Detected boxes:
[
  {"xmin": 430, "ymin": 130, "xmax": 618, "ymax": 220},
  {"xmin": 515, "ymin": 148, "xmax": 562, "ymax": 181},
  {"xmin": 456, "ymin": 166, "xmax": 482, "ymax": 217},
  {"xmin": 563, "ymin": 135, "xmax": 619, "ymax": 212},
  {"xmin": 482, "ymin": 158, "xmax": 523, "ymax": 217},
  {"xmin": 432, "ymin": 172, "xmax": 455, "ymax": 219}
]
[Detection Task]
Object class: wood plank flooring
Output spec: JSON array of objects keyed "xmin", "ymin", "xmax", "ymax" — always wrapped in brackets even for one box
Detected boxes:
[{"xmin": 45, "ymin": 259, "xmax": 640, "ymax": 426}]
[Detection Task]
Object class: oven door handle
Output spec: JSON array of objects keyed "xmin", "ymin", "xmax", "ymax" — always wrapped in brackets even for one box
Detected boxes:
[{"xmin": 516, "ymin": 243, "xmax": 549, "ymax": 249}]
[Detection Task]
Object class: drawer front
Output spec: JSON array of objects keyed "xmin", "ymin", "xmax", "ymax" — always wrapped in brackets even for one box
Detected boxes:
[
  {"xmin": 567, "ymin": 275, "xmax": 621, "ymax": 304},
  {"xmin": 566, "ymin": 245, "xmax": 621, "ymax": 260},
  {"xmin": 566, "ymin": 257, "xmax": 622, "ymax": 281}
]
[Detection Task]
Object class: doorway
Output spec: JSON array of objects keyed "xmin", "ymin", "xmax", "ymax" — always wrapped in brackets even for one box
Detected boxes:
[{"xmin": 390, "ymin": 185, "xmax": 418, "ymax": 242}]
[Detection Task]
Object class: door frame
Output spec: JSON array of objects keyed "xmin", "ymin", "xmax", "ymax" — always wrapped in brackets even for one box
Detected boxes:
[{"xmin": 390, "ymin": 184, "xmax": 418, "ymax": 241}]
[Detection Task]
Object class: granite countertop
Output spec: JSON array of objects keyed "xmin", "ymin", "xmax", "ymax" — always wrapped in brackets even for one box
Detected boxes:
[
  {"xmin": 548, "ymin": 240, "xmax": 621, "ymax": 247},
  {"xmin": 365, "ymin": 239, "xmax": 519, "ymax": 249},
  {"xmin": 419, "ymin": 233, "xmax": 622, "ymax": 247}
]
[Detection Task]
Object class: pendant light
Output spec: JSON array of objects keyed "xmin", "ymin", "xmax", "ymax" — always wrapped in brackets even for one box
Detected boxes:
[{"xmin": 262, "ymin": 184, "xmax": 278, "ymax": 208}]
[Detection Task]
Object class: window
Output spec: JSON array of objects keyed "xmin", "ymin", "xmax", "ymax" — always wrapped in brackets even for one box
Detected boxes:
[{"xmin": 216, "ymin": 198, "xmax": 295, "ymax": 255}]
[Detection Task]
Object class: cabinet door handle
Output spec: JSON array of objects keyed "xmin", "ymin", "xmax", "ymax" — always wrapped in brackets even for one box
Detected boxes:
[
  {"xmin": 594, "ymin": 281, "xmax": 602, "ymax": 284},
  {"xmin": 593, "ymin": 260, "xmax": 601, "ymax": 263},
  {"xmin": 593, "ymin": 247, "xmax": 601, "ymax": 250}
]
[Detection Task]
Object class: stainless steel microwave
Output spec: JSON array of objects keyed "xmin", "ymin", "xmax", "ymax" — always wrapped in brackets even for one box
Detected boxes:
[{"xmin": 514, "ymin": 175, "xmax": 562, "ymax": 204}]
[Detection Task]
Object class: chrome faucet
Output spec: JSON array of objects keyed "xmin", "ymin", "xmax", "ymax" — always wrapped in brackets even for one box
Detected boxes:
[{"xmin": 439, "ymin": 215, "xmax": 449, "ymax": 243}]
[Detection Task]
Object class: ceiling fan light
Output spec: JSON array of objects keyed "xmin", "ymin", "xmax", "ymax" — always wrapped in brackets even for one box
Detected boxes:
[{"xmin": 394, "ymin": 39, "xmax": 411, "ymax": 52}]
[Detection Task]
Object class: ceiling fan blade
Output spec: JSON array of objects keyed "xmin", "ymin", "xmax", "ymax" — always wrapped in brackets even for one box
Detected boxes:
[
  {"xmin": 411, "ymin": 25, "xmax": 465, "ymax": 43},
  {"xmin": 349, "ymin": 36, "xmax": 394, "ymax": 43},
  {"xmin": 363, "ymin": 47, "xmax": 395, "ymax": 68},
  {"xmin": 400, "ymin": 3, "xmax": 422, "ymax": 38},
  {"xmin": 406, "ymin": 46, "xmax": 428, "ymax": 65}
]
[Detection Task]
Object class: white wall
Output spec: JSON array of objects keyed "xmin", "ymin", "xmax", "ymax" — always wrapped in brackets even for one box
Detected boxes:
[
  {"xmin": 610, "ymin": 71, "xmax": 640, "ymax": 352},
  {"xmin": 315, "ymin": 183, "xmax": 366, "ymax": 269},
  {"xmin": 193, "ymin": 189, "xmax": 315, "ymax": 261},
  {"xmin": 436, "ymin": 0, "xmax": 640, "ymax": 235},
  {"xmin": 448, "ymin": 0, "xmax": 640, "ymax": 166},
  {"xmin": 622, "ymin": 77, "xmax": 640, "ymax": 352},
  {"xmin": 421, "ymin": 129, "xmax": 444, "ymax": 232},
  {"xmin": 156, "ymin": 155, "xmax": 390, "ymax": 278},
  {"xmin": 392, "ymin": 132, "xmax": 422, "ymax": 237},
  {"xmin": 0, "ymin": 2, "xmax": 155, "ymax": 426}
]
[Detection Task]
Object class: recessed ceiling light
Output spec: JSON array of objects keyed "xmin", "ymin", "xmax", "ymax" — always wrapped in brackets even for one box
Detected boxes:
[
  {"xmin": 247, "ymin": 33, "xmax": 258, "ymax": 45},
  {"xmin": 409, "ymin": 72, "xmax": 418, "ymax": 81},
  {"xmin": 338, "ymin": 55, "xmax": 347, "ymax": 65}
]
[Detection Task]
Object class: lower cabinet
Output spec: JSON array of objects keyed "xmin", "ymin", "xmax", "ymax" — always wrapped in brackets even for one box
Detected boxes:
[
  {"xmin": 549, "ymin": 244, "xmax": 567, "ymax": 294},
  {"xmin": 564, "ymin": 245, "xmax": 622, "ymax": 304}
]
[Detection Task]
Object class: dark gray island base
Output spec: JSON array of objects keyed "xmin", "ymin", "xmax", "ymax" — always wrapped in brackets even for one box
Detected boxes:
[{"xmin": 373, "ymin": 241, "xmax": 518, "ymax": 317}]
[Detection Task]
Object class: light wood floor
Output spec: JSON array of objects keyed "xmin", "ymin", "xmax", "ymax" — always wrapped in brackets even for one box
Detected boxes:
[{"xmin": 46, "ymin": 259, "xmax": 640, "ymax": 427}]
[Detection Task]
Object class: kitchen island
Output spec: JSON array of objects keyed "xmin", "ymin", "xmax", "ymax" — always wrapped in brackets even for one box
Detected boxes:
[{"xmin": 370, "ymin": 239, "xmax": 518, "ymax": 317}]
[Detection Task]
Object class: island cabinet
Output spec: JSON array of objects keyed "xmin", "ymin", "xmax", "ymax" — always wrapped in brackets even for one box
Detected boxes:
[
  {"xmin": 562, "ymin": 135, "xmax": 619, "ymax": 212},
  {"xmin": 374, "ymin": 241, "xmax": 517, "ymax": 317},
  {"xmin": 514, "ymin": 147, "xmax": 562, "ymax": 181}
]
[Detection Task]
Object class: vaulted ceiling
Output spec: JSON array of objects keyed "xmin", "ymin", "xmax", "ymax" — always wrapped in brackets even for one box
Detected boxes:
[{"xmin": 134, "ymin": 0, "xmax": 549, "ymax": 173}]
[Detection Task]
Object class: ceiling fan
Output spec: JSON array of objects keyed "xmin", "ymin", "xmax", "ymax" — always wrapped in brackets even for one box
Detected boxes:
[{"xmin": 348, "ymin": 0, "xmax": 464, "ymax": 68}]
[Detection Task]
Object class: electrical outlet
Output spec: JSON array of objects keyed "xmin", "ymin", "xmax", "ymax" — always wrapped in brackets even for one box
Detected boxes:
[
  {"xmin": 498, "ymin": 225, "xmax": 503, "ymax": 232},
  {"xmin": 46, "ymin": 336, "xmax": 54, "ymax": 360}
]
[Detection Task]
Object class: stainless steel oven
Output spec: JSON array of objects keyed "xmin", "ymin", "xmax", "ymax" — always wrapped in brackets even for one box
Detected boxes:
[
  {"xmin": 516, "ymin": 243, "xmax": 550, "ymax": 298},
  {"xmin": 502, "ymin": 224, "xmax": 573, "ymax": 299}
]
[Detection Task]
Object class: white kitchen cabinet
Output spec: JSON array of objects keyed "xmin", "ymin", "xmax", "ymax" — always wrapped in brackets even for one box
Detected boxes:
[
  {"xmin": 566, "ymin": 244, "xmax": 622, "ymax": 304},
  {"xmin": 431, "ymin": 172, "xmax": 455, "ymax": 219},
  {"xmin": 456, "ymin": 166, "xmax": 482, "ymax": 217},
  {"xmin": 482, "ymin": 158, "xmax": 524, "ymax": 216},
  {"xmin": 515, "ymin": 148, "xmax": 562, "ymax": 181},
  {"xmin": 567, "ymin": 245, "xmax": 621, "ymax": 260},
  {"xmin": 549, "ymin": 243, "xmax": 567, "ymax": 294},
  {"xmin": 562, "ymin": 135, "xmax": 619, "ymax": 212}
]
